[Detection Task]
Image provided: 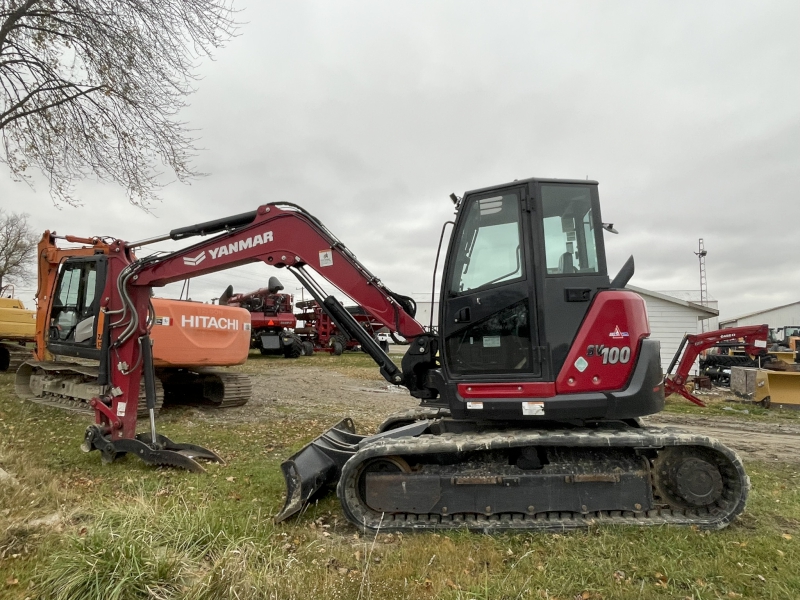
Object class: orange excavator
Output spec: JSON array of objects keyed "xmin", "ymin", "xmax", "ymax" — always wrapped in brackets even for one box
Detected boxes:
[
  {"xmin": 18, "ymin": 179, "xmax": 764, "ymax": 529},
  {"xmin": 15, "ymin": 234, "xmax": 252, "ymax": 418}
]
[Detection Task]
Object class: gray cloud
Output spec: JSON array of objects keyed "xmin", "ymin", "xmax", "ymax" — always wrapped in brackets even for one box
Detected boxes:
[{"xmin": 1, "ymin": 0, "xmax": 797, "ymax": 321}]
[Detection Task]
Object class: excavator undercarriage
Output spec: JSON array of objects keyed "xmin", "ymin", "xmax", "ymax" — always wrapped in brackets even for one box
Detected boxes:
[
  {"xmin": 16, "ymin": 361, "xmax": 165, "ymax": 416},
  {"xmin": 276, "ymin": 413, "xmax": 749, "ymax": 531},
  {"xmin": 15, "ymin": 361, "xmax": 251, "ymax": 415},
  {"xmin": 341, "ymin": 425, "xmax": 748, "ymax": 531}
]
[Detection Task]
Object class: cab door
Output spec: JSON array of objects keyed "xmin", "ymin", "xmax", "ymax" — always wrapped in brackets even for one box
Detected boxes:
[
  {"xmin": 47, "ymin": 256, "xmax": 107, "ymax": 359},
  {"xmin": 440, "ymin": 187, "xmax": 541, "ymax": 378},
  {"xmin": 535, "ymin": 182, "xmax": 609, "ymax": 375}
]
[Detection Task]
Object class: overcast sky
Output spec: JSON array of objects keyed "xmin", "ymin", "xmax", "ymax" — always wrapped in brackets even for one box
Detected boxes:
[{"xmin": 2, "ymin": 0, "xmax": 798, "ymax": 322}]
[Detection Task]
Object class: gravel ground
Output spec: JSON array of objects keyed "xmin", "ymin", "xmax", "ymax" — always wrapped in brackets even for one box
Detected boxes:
[
  {"xmin": 645, "ymin": 412, "xmax": 800, "ymax": 463},
  {"xmin": 193, "ymin": 363, "xmax": 418, "ymax": 433}
]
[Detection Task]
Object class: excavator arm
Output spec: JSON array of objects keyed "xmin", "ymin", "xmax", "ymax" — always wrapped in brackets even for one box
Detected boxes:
[
  {"xmin": 664, "ymin": 324, "xmax": 769, "ymax": 406},
  {"xmin": 131, "ymin": 203, "xmax": 425, "ymax": 339},
  {"xmin": 70, "ymin": 203, "xmax": 431, "ymax": 470}
]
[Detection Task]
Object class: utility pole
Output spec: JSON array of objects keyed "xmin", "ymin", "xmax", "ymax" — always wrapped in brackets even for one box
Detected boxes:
[{"xmin": 695, "ymin": 239, "xmax": 708, "ymax": 332}]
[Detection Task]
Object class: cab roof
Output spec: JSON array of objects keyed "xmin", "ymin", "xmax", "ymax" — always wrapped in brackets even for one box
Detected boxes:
[{"xmin": 464, "ymin": 177, "xmax": 599, "ymax": 197}]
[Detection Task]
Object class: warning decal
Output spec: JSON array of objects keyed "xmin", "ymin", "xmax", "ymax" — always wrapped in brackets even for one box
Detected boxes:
[{"xmin": 319, "ymin": 250, "xmax": 334, "ymax": 267}]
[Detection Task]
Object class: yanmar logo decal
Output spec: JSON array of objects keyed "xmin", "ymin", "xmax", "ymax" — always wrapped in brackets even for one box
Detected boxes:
[
  {"xmin": 183, "ymin": 251, "xmax": 206, "ymax": 266},
  {"xmin": 182, "ymin": 231, "xmax": 274, "ymax": 266}
]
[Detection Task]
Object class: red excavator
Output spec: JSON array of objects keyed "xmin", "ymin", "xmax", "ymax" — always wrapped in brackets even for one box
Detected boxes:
[{"xmin": 26, "ymin": 177, "xmax": 761, "ymax": 529}]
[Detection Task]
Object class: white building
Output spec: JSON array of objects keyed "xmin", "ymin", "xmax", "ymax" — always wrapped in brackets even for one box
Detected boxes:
[
  {"xmin": 719, "ymin": 301, "xmax": 800, "ymax": 330},
  {"xmin": 413, "ymin": 300, "xmax": 440, "ymax": 330},
  {"xmin": 654, "ymin": 290, "xmax": 719, "ymax": 331},
  {"xmin": 627, "ymin": 286, "xmax": 719, "ymax": 374}
]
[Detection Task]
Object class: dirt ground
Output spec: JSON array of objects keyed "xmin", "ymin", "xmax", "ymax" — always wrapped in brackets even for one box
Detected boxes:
[
  {"xmin": 645, "ymin": 412, "xmax": 800, "ymax": 464},
  {"xmin": 190, "ymin": 361, "xmax": 800, "ymax": 464},
  {"xmin": 194, "ymin": 363, "xmax": 419, "ymax": 431}
]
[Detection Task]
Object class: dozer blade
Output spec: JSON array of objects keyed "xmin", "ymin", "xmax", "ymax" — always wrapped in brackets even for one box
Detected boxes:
[
  {"xmin": 81, "ymin": 425, "xmax": 223, "ymax": 473},
  {"xmin": 275, "ymin": 418, "xmax": 366, "ymax": 523}
]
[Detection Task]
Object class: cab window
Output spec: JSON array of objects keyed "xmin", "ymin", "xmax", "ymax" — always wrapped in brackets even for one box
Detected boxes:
[
  {"xmin": 542, "ymin": 185, "xmax": 599, "ymax": 275},
  {"xmin": 449, "ymin": 193, "xmax": 523, "ymax": 294},
  {"xmin": 50, "ymin": 261, "xmax": 99, "ymax": 342}
]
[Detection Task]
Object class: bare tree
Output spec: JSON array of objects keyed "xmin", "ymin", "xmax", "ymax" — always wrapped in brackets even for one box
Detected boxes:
[
  {"xmin": 0, "ymin": 1, "xmax": 237, "ymax": 208},
  {"xmin": 0, "ymin": 208, "xmax": 37, "ymax": 292}
]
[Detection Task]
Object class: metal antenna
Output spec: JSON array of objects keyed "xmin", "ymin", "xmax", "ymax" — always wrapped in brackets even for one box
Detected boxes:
[{"xmin": 694, "ymin": 239, "xmax": 709, "ymax": 332}]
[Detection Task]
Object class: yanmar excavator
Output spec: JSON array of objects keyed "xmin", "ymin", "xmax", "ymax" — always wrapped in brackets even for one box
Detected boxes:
[{"xmin": 31, "ymin": 177, "xmax": 757, "ymax": 528}]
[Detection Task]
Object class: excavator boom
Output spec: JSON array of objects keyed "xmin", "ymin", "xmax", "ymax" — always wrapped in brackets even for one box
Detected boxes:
[{"xmin": 132, "ymin": 203, "xmax": 425, "ymax": 340}]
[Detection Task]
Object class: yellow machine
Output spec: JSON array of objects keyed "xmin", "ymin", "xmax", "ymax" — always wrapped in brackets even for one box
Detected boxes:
[
  {"xmin": 770, "ymin": 351, "xmax": 795, "ymax": 363},
  {"xmin": 0, "ymin": 297, "xmax": 35, "ymax": 371},
  {"xmin": 755, "ymin": 368, "xmax": 800, "ymax": 409}
]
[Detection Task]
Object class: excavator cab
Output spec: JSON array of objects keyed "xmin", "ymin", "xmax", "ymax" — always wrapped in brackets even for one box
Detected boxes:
[
  {"xmin": 47, "ymin": 256, "xmax": 107, "ymax": 359},
  {"xmin": 433, "ymin": 178, "xmax": 662, "ymax": 422},
  {"xmin": 441, "ymin": 180, "xmax": 607, "ymax": 380}
]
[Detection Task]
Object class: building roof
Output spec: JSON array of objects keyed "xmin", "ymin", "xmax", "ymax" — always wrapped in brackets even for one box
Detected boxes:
[
  {"xmin": 719, "ymin": 300, "xmax": 800, "ymax": 326},
  {"xmin": 627, "ymin": 285, "xmax": 719, "ymax": 317},
  {"xmin": 656, "ymin": 290, "xmax": 717, "ymax": 303}
]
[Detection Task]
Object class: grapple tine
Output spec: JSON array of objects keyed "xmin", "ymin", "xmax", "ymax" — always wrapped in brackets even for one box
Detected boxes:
[
  {"xmin": 111, "ymin": 438, "xmax": 208, "ymax": 473},
  {"xmin": 136, "ymin": 432, "xmax": 224, "ymax": 464}
]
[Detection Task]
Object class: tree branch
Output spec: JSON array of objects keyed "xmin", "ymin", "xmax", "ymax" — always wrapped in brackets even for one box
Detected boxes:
[
  {"xmin": 0, "ymin": 0, "xmax": 40, "ymax": 51},
  {"xmin": 0, "ymin": 0, "xmax": 238, "ymax": 207},
  {"xmin": 0, "ymin": 83, "xmax": 103, "ymax": 128}
]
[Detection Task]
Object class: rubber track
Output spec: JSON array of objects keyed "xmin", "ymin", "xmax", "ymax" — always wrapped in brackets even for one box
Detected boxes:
[
  {"xmin": 207, "ymin": 370, "xmax": 252, "ymax": 408},
  {"xmin": 17, "ymin": 361, "xmax": 163, "ymax": 417},
  {"xmin": 30, "ymin": 380, "xmax": 163, "ymax": 417},
  {"xmin": 337, "ymin": 427, "xmax": 749, "ymax": 532}
]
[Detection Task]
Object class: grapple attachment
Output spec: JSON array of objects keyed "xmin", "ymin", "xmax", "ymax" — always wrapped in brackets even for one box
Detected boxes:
[
  {"xmin": 81, "ymin": 425, "xmax": 224, "ymax": 473},
  {"xmin": 274, "ymin": 418, "xmax": 365, "ymax": 523}
]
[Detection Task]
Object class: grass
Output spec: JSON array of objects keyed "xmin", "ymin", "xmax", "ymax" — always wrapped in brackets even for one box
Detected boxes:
[{"xmin": 1, "ymin": 358, "xmax": 800, "ymax": 599}]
